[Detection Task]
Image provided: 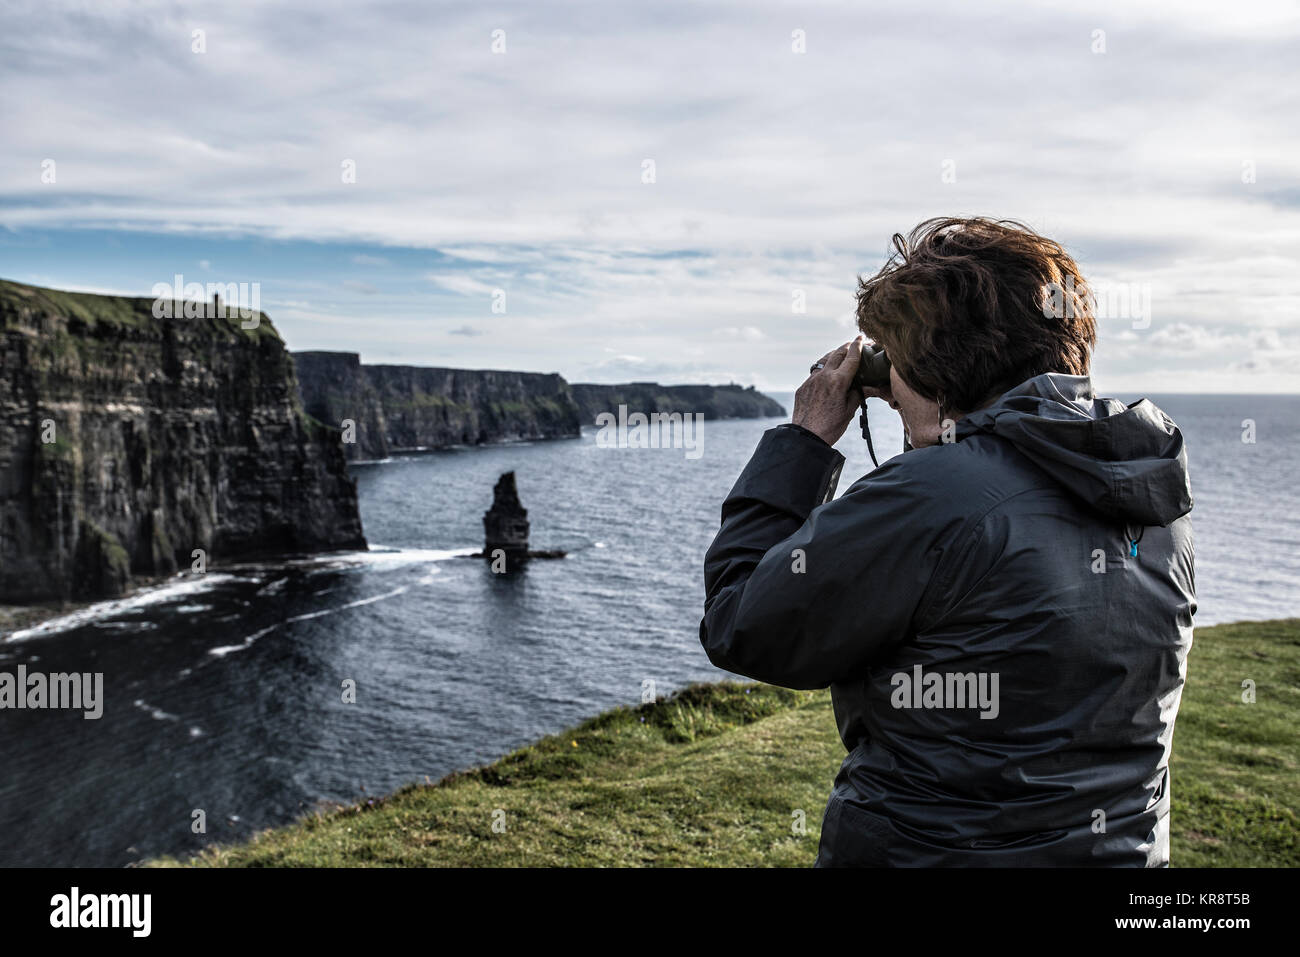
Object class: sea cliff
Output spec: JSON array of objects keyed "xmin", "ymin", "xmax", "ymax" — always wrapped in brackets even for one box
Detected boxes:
[
  {"xmin": 292, "ymin": 354, "xmax": 786, "ymax": 458},
  {"xmin": 0, "ymin": 279, "xmax": 365, "ymax": 603},
  {"xmin": 570, "ymin": 382, "xmax": 785, "ymax": 424},
  {"xmin": 293, "ymin": 351, "xmax": 582, "ymax": 460}
]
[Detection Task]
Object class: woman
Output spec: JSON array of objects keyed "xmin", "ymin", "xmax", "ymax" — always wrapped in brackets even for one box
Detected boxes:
[{"xmin": 700, "ymin": 218, "xmax": 1195, "ymax": 866}]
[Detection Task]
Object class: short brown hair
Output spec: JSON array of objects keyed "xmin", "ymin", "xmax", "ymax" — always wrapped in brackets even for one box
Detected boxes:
[{"xmin": 855, "ymin": 217, "xmax": 1095, "ymax": 414}]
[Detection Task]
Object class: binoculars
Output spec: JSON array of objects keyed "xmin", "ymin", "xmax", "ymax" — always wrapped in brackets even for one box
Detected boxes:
[
  {"xmin": 853, "ymin": 343, "xmax": 892, "ymax": 392},
  {"xmin": 810, "ymin": 343, "xmax": 892, "ymax": 392},
  {"xmin": 808, "ymin": 343, "xmax": 899, "ymax": 464}
]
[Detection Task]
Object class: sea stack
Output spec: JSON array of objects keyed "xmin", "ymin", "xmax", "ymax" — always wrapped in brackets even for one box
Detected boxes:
[{"xmin": 483, "ymin": 472, "xmax": 530, "ymax": 561}]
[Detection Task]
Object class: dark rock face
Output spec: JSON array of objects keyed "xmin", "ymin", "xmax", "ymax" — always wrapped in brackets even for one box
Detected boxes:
[
  {"xmin": 289, "ymin": 353, "xmax": 390, "ymax": 460},
  {"xmin": 482, "ymin": 471, "xmax": 529, "ymax": 559},
  {"xmin": 293, "ymin": 352, "xmax": 582, "ymax": 460},
  {"xmin": 570, "ymin": 382, "xmax": 785, "ymax": 424},
  {"xmin": 0, "ymin": 279, "xmax": 366, "ymax": 603}
]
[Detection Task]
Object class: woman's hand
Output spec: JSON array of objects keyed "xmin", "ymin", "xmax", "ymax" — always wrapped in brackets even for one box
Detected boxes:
[{"xmin": 792, "ymin": 335, "xmax": 868, "ymax": 446}]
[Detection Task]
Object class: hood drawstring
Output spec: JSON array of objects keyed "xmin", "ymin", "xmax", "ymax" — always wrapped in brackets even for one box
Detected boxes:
[{"xmin": 1125, "ymin": 523, "xmax": 1146, "ymax": 558}]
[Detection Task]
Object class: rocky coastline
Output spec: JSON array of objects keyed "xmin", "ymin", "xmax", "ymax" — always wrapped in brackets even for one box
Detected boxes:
[
  {"xmin": 1, "ymin": 277, "xmax": 787, "ymax": 610},
  {"xmin": 0, "ymin": 279, "xmax": 365, "ymax": 604}
]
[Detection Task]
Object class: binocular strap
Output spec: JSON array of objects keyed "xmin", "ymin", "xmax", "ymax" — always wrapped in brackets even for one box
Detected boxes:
[{"xmin": 859, "ymin": 401, "xmax": 880, "ymax": 469}]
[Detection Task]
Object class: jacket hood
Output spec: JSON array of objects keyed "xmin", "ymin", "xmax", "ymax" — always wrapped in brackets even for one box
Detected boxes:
[{"xmin": 956, "ymin": 373, "xmax": 1193, "ymax": 527}]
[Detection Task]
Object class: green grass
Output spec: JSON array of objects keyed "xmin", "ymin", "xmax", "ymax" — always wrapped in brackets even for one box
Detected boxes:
[
  {"xmin": 0, "ymin": 277, "xmax": 282, "ymax": 341},
  {"xmin": 1167, "ymin": 618, "xmax": 1299, "ymax": 866},
  {"xmin": 153, "ymin": 619, "xmax": 1299, "ymax": 867},
  {"xmin": 0, "ymin": 278, "xmax": 150, "ymax": 330}
]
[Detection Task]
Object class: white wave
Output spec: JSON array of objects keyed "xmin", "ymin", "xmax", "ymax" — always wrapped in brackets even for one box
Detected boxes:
[
  {"xmin": 360, "ymin": 545, "xmax": 477, "ymax": 563},
  {"xmin": 4, "ymin": 573, "xmax": 241, "ymax": 643},
  {"xmin": 271, "ymin": 545, "xmax": 476, "ymax": 573},
  {"xmin": 206, "ymin": 582, "xmax": 418, "ymax": 658},
  {"xmin": 208, "ymin": 624, "xmax": 278, "ymax": 658},
  {"xmin": 6, "ymin": 545, "xmax": 467, "ymax": 645},
  {"xmin": 132, "ymin": 699, "xmax": 180, "ymax": 722},
  {"xmin": 278, "ymin": 585, "xmax": 411, "ymax": 623},
  {"xmin": 256, "ymin": 578, "xmax": 288, "ymax": 596}
]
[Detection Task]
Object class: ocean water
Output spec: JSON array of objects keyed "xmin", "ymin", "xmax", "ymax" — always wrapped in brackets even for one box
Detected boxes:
[{"xmin": 0, "ymin": 392, "xmax": 1295, "ymax": 866}]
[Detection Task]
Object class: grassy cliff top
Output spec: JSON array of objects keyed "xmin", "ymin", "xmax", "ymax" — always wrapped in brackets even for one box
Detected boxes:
[
  {"xmin": 152, "ymin": 618, "xmax": 1299, "ymax": 868},
  {"xmin": 0, "ymin": 277, "xmax": 281, "ymax": 341}
]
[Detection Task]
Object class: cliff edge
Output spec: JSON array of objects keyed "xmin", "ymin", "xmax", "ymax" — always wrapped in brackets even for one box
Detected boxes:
[
  {"xmin": 0, "ymin": 279, "xmax": 366, "ymax": 603},
  {"xmin": 570, "ymin": 382, "xmax": 785, "ymax": 424},
  {"xmin": 293, "ymin": 352, "xmax": 581, "ymax": 460}
]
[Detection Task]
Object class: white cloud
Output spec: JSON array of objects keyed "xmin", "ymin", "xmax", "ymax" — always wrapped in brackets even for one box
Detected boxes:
[
  {"xmin": 423, "ymin": 273, "xmax": 500, "ymax": 298},
  {"xmin": 716, "ymin": 326, "xmax": 767, "ymax": 341},
  {"xmin": 1, "ymin": 0, "xmax": 1298, "ymax": 390}
]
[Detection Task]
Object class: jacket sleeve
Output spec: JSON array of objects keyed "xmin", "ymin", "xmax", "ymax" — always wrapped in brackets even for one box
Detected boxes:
[{"xmin": 700, "ymin": 424, "xmax": 954, "ymax": 689}]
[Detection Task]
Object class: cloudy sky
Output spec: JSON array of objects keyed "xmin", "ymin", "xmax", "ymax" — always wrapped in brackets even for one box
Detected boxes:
[{"xmin": 2, "ymin": 0, "xmax": 1298, "ymax": 392}]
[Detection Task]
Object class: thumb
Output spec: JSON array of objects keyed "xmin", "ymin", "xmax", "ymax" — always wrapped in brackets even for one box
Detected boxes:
[{"xmin": 837, "ymin": 334, "xmax": 866, "ymax": 379}]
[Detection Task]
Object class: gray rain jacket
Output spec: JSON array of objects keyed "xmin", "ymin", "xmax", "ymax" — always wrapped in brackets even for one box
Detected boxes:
[{"xmin": 700, "ymin": 373, "xmax": 1195, "ymax": 866}]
